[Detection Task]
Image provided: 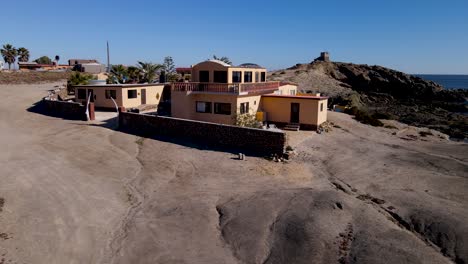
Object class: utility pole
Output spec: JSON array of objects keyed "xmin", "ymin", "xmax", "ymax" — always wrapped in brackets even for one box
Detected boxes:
[{"xmin": 107, "ymin": 41, "xmax": 110, "ymax": 73}]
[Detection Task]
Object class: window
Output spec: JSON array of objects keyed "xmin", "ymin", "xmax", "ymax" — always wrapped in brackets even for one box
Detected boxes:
[
  {"xmin": 214, "ymin": 103, "xmax": 231, "ymax": 115},
  {"xmin": 232, "ymin": 71, "xmax": 242, "ymax": 83},
  {"xmin": 240, "ymin": 102, "xmax": 249, "ymax": 114},
  {"xmin": 244, "ymin": 71, "xmax": 252, "ymax": 82},
  {"xmin": 290, "ymin": 90, "xmax": 296, "ymax": 96},
  {"xmin": 261, "ymin": 72, "xmax": 266, "ymax": 82},
  {"xmin": 320, "ymin": 103, "xmax": 324, "ymax": 112},
  {"xmin": 105, "ymin": 90, "xmax": 117, "ymax": 99},
  {"xmin": 255, "ymin": 72, "xmax": 259, "ymax": 82},
  {"xmin": 77, "ymin": 89, "xmax": 86, "ymax": 99},
  {"xmin": 196, "ymin": 101, "xmax": 212, "ymax": 113},
  {"xmin": 128, "ymin": 89, "xmax": 137, "ymax": 99},
  {"xmin": 199, "ymin": 71, "xmax": 209, "ymax": 82},
  {"xmin": 213, "ymin": 71, "xmax": 228, "ymax": 83}
]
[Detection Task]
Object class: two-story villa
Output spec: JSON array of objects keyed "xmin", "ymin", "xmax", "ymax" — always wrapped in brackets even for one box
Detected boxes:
[{"xmin": 171, "ymin": 59, "xmax": 328, "ymax": 130}]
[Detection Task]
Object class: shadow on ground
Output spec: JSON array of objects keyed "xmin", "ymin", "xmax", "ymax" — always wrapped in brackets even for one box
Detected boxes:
[{"xmin": 26, "ymin": 99, "xmax": 86, "ymax": 121}]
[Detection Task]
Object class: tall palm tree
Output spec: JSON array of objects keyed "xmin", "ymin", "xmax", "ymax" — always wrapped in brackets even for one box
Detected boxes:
[
  {"xmin": 17, "ymin": 47, "xmax": 30, "ymax": 62},
  {"xmin": 137, "ymin": 61, "xmax": 163, "ymax": 83},
  {"xmin": 127, "ymin": 66, "xmax": 142, "ymax": 83},
  {"xmin": 1, "ymin": 44, "xmax": 18, "ymax": 70},
  {"xmin": 212, "ymin": 55, "xmax": 232, "ymax": 65},
  {"xmin": 108, "ymin": 64, "xmax": 129, "ymax": 84}
]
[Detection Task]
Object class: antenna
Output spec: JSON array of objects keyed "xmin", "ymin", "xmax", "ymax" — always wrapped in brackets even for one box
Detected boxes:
[{"xmin": 107, "ymin": 41, "xmax": 110, "ymax": 73}]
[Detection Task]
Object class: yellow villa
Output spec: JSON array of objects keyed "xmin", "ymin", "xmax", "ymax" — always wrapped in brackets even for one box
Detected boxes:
[
  {"xmin": 74, "ymin": 83, "xmax": 165, "ymax": 109},
  {"xmin": 170, "ymin": 59, "xmax": 328, "ymax": 130}
]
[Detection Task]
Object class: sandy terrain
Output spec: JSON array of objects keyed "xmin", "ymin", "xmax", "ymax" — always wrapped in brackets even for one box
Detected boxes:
[{"xmin": 0, "ymin": 83, "xmax": 467, "ymax": 264}]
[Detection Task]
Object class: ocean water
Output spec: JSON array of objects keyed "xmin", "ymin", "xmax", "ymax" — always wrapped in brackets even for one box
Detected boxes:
[{"xmin": 414, "ymin": 74, "xmax": 468, "ymax": 90}]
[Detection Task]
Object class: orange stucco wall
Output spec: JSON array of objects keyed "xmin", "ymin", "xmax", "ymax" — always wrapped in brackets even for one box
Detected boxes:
[
  {"xmin": 260, "ymin": 96, "xmax": 328, "ymax": 126},
  {"xmin": 74, "ymin": 84, "xmax": 164, "ymax": 109}
]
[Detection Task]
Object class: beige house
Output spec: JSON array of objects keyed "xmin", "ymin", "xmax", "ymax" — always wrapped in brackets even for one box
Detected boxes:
[
  {"xmin": 74, "ymin": 84, "xmax": 165, "ymax": 109},
  {"xmin": 170, "ymin": 60, "xmax": 328, "ymax": 130}
]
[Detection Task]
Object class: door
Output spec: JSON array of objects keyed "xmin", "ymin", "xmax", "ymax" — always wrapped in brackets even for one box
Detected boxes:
[
  {"xmin": 141, "ymin": 89, "xmax": 146, "ymax": 104},
  {"xmin": 290, "ymin": 103, "xmax": 300, "ymax": 123}
]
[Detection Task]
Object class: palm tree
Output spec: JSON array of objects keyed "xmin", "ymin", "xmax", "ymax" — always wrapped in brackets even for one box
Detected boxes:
[
  {"xmin": 127, "ymin": 66, "xmax": 142, "ymax": 83},
  {"xmin": 137, "ymin": 61, "xmax": 163, "ymax": 83},
  {"xmin": 108, "ymin": 64, "xmax": 129, "ymax": 84},
  {"xmin": 67, "ymin": 72, "xmax": 94, "ymax": 94},
  {"xmin": 1, "ymin": 44, "xmax": 18, "ymax": 70},
  {"xmin": 17, "ymin": 47, "xmax": 30, "ymax": 62},
  {"xmin": 212, "ymin": 55, "xmax": 232, "ymax": 65},
  {"xmin": 55, "ymin": 55, "xmax": 60, "ymax": 64}
]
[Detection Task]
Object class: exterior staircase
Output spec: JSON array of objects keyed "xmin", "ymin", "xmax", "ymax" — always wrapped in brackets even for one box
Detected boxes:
[{"xmin": 283, "ymin": 123, "xmax": 300, "ymax": 131}]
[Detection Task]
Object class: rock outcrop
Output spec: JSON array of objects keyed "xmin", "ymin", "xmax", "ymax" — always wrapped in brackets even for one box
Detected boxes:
[{"xmin": 270, "ymin": 61, "xmax": 468, "ymax": 138}]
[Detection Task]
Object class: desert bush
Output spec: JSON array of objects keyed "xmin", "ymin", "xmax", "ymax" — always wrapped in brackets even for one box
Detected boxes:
[
  {"xmin": 355, "ymin": 110, "xmax": 383, "ymax": 126},
  {"xmin": 234, "ymin": 113, "xmax": 262, "ymax": 129},
  {"xmin": 285, "ymin": 145, "xmax": 294, "ymax": 152}
]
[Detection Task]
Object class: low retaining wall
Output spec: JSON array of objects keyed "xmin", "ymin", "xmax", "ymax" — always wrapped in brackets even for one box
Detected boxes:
[
  {"xmin": 119, "ymin": 112, "xmax": 286, "ymax": 155},
  {"xmin": 42, "ymin": 98, "xmax": 87, "ymax": 120}
]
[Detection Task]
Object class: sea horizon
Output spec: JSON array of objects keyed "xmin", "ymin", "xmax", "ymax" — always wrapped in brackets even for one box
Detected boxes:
[{"xmin": 413, "ymin": 74, "xmax": 468, "ymax": 89}]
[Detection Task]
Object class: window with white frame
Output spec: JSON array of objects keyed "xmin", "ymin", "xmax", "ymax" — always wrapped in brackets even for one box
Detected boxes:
[
  {"xmin": 240, "ymin": 102, "xmax": 249, "ymax": 114},
  {"xmin": 196, "ymin": 101, "xmax": 212, "ymax": 113}
]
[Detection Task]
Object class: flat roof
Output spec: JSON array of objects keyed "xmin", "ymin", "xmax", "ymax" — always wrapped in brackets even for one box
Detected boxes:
[
  {"xmin": 262, "ymin": 94, "xmax": 328, "ymax": 100},
  {"xmin": 74, "ymin": 83, "xmax": 165, "ymax": 88}
]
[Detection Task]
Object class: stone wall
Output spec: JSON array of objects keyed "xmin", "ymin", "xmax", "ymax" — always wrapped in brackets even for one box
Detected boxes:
[
  {"xmin": 43, "ymin": 98, "xmax": 87, "ymax": 120},
  {"xmin": 119, "ymin": 112, "xmax": 286, "ymax": 155}
]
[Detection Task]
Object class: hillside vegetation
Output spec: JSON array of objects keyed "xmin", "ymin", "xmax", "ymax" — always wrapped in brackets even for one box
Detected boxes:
[{"xmin": 270, "ymin": 61, "xmax": 468, "ymax": 138}]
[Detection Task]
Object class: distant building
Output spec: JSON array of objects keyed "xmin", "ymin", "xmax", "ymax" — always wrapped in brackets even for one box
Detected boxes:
[
  {"xmin": 176, "ymin": 67, "xmax": 192, "ymax": 79},
  {"xmin": 68, "ymin": 59, "xmax": 99, "ymax": 66},
  {"xmin": 74, "ymin": 63, "xmax": 106, "ymax": 74},
  {"xmin": 18, "ymin": 62, "xmax": 72, "ymax": 71}
]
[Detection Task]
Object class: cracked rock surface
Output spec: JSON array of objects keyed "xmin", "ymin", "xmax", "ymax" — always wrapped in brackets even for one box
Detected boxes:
[{"xmin": 0, "ymin": 83, "xmax": 466, "ymax": 263}]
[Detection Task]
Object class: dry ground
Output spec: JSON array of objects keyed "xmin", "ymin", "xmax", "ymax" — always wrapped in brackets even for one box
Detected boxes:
[{"xmin": 0, "ymin": 83, "xmax": 467, "ymax": 264}]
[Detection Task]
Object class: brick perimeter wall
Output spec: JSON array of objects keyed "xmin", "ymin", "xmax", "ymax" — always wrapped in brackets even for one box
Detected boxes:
[
  {"xmin": 119, "ymin": 112, "xmax": 286, "ymax": 155},
  {"xmin": 43, "ymin": 98, "xmax": 87, "ymax": 120}
]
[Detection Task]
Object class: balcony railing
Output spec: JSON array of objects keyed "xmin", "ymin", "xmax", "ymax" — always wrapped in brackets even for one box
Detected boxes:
[{"xmin": 171, "ymin": 81, "xmax": 280, "ymax": 94}]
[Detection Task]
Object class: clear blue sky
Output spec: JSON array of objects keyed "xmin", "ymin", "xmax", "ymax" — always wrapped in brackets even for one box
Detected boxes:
[{"xmin": 2, "ymin": 0, "xmax": 467, "ymax": 74}]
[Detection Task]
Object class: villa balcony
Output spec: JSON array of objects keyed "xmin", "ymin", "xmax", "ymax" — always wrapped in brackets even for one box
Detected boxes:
[{"xmin": 171, "ymin": 82, "xmax": 280, "ymax": 95}]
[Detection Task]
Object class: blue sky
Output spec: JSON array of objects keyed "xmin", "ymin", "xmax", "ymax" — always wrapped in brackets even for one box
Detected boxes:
[{"xmin": 1, "ymin": 0, "xmax": 467, "ymax": 74}]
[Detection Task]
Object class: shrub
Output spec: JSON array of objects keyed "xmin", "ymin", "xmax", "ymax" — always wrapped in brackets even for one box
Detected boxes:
[
  {"xmin": 285, "ymin": 145, "xmax": 294, "ymax": 152},
  {"xmin": 355, "ymin": 110, "xmax": 383, "ymax": 126},
  {"xmin": 234, "ymin": 113, "xmax": 262, "ymax": 128}
]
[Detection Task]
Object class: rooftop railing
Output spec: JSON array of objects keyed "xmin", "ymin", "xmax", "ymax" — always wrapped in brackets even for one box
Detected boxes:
[{"xmin": 171, "ymin": 81, "xmax": 280, "ymax": 94}]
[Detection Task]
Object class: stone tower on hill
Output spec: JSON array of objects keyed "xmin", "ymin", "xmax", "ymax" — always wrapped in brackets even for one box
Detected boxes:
[{"xmin": 314, "ymin": 52, "xmax": 330, "ymax": 62}]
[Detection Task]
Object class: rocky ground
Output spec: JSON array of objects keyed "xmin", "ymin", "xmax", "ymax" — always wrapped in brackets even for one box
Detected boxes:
[
  {"xmin": 270, "ymin": 61, "xmax": 468, "ymax": 139},
  {"xmin": 0, "ymin": 83, "xmax": 467, "ymax": 264}
]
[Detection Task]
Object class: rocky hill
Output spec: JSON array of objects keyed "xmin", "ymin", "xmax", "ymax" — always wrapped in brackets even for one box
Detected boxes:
[{"xmin": 270, "ymin": 61, "xmax": 467, "ymax": 139}]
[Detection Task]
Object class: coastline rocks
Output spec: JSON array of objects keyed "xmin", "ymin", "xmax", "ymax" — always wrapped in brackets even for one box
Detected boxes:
[{"xmin": 270, "ymin": 61, "xmax": 467, "ymax": 139}]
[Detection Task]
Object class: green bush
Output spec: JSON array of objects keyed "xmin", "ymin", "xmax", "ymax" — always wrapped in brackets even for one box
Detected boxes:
[
  {"xmin": 355, "ymin": 110, "xmax": 383, "ymax": 126},
  {"xmin": 345, "ymin": 107, "xmax": 383, "ymax": 127}
]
